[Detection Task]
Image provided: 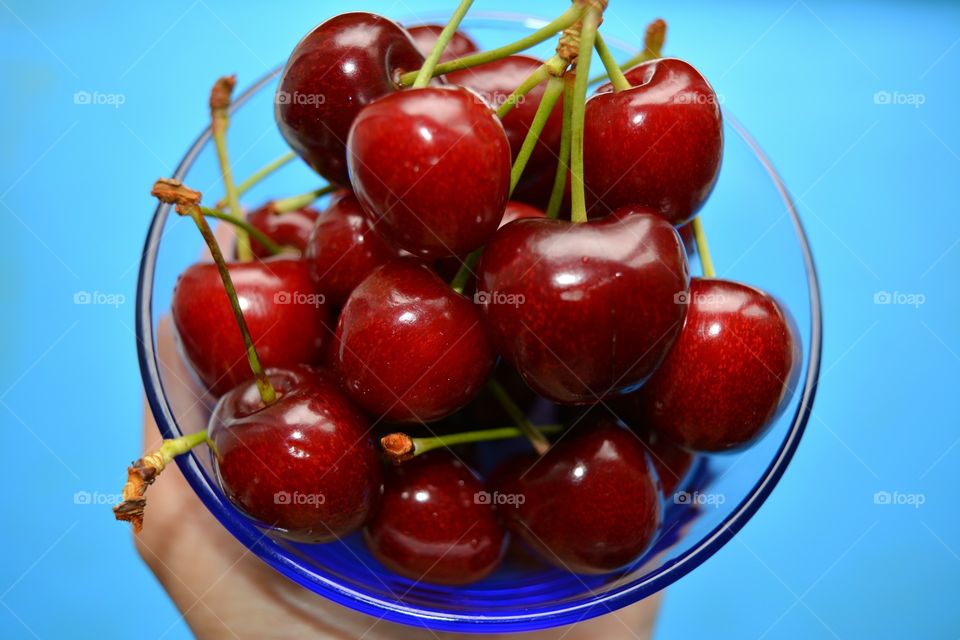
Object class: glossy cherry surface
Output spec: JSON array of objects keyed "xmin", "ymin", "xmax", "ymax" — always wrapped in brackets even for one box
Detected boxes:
[
  {"xmin": 492, "ymin": 418, "xmax": 661, "ymax": 574},
  {"xmin": 304, "ymin": 192, "xmax": 398, "ymax": 305},
  {"xmin": 364, "ymin": 451, "xmax": 506, "ymax": 584},
  {"xmin": 406, "ymin": 24, "xmax": 479, "ymax": 62},
  {"xmin": 171, "ymin": 257, "xmax": 329, "ymax": 396},
  {"xmin": 334, "ymin": 258, "xmax": 495, "ymax": 423},
  {"xmin": 246, "ymin": 204, "xmax": 319, "ymax": 258},
  {"xmin": 630, "ymin": 278, "xmax": 800, "ymax": 451},
  {"xmin": 276, "ymin": 12, "xmax": 425, "ymax": 186},
  {"xmin": 584, "ymin": 58, "xmax": 723, "ymax": 226},
  {"xmin": 210, "ymin": 366, "xmax": 382, "ymax": 542},
  {"xmin": 476, "ymin": 207, "xmax": 689, "ymax": 404},
  {"xmin": 347, "ymin": 86, "xmax": 511, "ymax": 258},
  {"xmin": 639, "ymin": 425, "xmax": 695, "ymax": 497}
]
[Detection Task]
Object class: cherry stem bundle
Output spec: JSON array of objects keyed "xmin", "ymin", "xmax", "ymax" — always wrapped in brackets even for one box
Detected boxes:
[
  {"xmin": 568, "ymin": 6, "xmax": 602, "ymax": 224},
  {"xmin": 215, "ymin": 151, "xmax": 297, "ymax": 209},
  {"xmin": 381, "ymin": 424, "xmax": 563, "ymax": 463},
  {"xmin": 272, "ymin": 184, "xmax": 337, "ymax": 214},
  {"xmin": 210, "ymin": 76, "xmax": 251, "ymax": 261},
  {"xmin": 200, "ymin": 207, "xmax": 287, "ymax": 256},
  {"xmin": 486, "ymin": 379, "xmax": 551, "ymax": 454},
  {"xmin": 691, "ymin": 216, "xmax": 716, "ymax": 278}
]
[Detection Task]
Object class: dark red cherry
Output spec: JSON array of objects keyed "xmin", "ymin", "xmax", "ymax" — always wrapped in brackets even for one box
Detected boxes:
[
  {"xmin": 476, "ymin": 207, "xmax": 689, "ymax": 404},
  {"xmin": 347, "ymin": 85, "xmax": 511, "ymax": 258},
  {"xmin": 246, "ymin": 204, "xmax": 319, "ymax": 258},
  {"xmin": 209, "ymin": 366, "xmax": 382, "ymax": 541},
  {"xmin": 172, "ymin": 257, "xmax": 329, "ymax": 396},
  {"xmin": 584, "ymin": 58, "xmax": 723, "ymax": 226},
  {"xmin": 638, "ymin": 426, "xmax": 695, "ymax": 497},
  {"xmin": 406, "ymin": 24, "xmax": 479, "ymax": 62},
  {"xmin": 364, "ymin": 451, "xmax": 506, "ymax": 584},
  {"xmin": 491, "ymin": 418, "xmax": 661, "ymax": 574},
  {"xmin": 304, "ymin": 192, "xmax": 398, "ymax": 305},
  {"xmin": 628, "ymin": 277, "xmax": 800, "ymax": 451},
  {"xmin": 276, "ymin": 12, "xmax": 425, "ymax": 186},
  {"xmin": 334, "ymin": 258, "xmax": 495, "ymax": 423}
]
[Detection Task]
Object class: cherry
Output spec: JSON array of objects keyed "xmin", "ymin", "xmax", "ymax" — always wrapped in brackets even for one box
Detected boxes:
[
  {"xmin": 245, "ymin": 204, "xmax": 319, "ymax": 258},
  {"xmin": 364, "ymin": 451, "xmax": 505, "ymax": 584},
  {"xmin": 334, "ymin": 258, "xmax": 495, "ymax": 423},
  {"xmin": 491, "ymin": 418, "xmax": 661, "ymax": 574},
  {"xmin": 406, "ymin": 24, "xmax": 479, "ymax": 62},
  {"xmin": 637, "ymin": 424, "xmax": 695, "ymax": 497},
  {"xmin": 303, "ymin": 192, "xmax": 398, "ymax": 305},
  {"xmin": 210, "ymin": 366, "xmax": 382, "ymax": 541},
  {"xmin": 583, "ymin": 58, "xmax": 723, "ymax": 226},
  {"xmin": 476, "ymin": 207, "xmax": 689, "ymax": 404},
  {"xmin": 172, "ymin": 257, "xmax": 329, "ymax": 396},
  {"xmin": 347, "ymin": 85, "xmax": 511, "ymax": 258},
  {"xmin": 275, "ymin": 12, "xmax": 425, "ymax": 186}
]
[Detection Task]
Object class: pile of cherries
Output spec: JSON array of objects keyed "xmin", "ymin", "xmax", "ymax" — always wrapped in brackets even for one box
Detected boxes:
[{"xmin": 124, "ymin": 4, "xmax": 801, "ymax": 587}]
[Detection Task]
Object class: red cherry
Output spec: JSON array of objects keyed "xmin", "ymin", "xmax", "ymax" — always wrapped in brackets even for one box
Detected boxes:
[
  {"xmin": 172, "ymin": 257, "xmax": 329, "ymax": 396},
  {"xmin": 276, "ymin": 12, "xmax": 425, "ymax": 185},
  {"xmin": 364, "ymin": 451, "xmax": 506, "ymax": 584},
  {"xmin": 406, "ymin": 24, "xmax": 479, "ymax": 62},
  {"xmin": 628, "ymin": 278, "xmax": 800, "ymax": 451},
  {"xmin": 584, "ymin": 58, "xmax": 723, "ymax": 226},
  {"xmin": 245, "ymin": 204, "xmax": 319, "ymax": 258},
  {"xmin": 491, "ymin": 418, "xmax": 661, "ymax": 573},
  {"xmin": 347, "ymin": 86, "xmax": 511, "ymax": 258},
  {"xmin": 210, "ymin": 366, "xmax": 382, "ymax": 541},
  {"xmin": 639, "ymin": 425, "xmax": 695, "ymax": 497},
  {"xmin": 304, "ymin": 192, "xmax": 398, "ymax": 305},
  {"xmin": 476, "ymin": 207, "xmax": 689, "ymax": 404},
  {"xmin": 334, "ymin": 258, "xmax": 495, "ymax": 423}
]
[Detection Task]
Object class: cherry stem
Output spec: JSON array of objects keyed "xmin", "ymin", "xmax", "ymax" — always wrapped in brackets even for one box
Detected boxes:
[
  {"xmin": 200, "ymin": 207, "xmax": 287, "ymax": 256},
  {"xmin": 272, "ymin": 184, "xmax": 336, "ymax": 214},
  {"xmin": 486, "ymin": 379, "xmax": 550, "ymax": 455},
  {"xmin": 546, "ymin": 72, "xmax": 575, "ymax": 219},
  {"xmin": 381, "ymin": 424, "xmax": 563, "ymax": 463},
  {"xmin": 588, "ymin": 17, "xmax": 666, "ymax": 84},
  {"xmin": 569, "ymin": 6, "xmax": 602, "ymax": 224},
  {"xmin": 215, "ymin": 151, "xmax": 296, "ymax": 209},
  {"xmin": 113, "ymin": 430, "xmax": 213, "ymax": 532},
  {"xmin": 691, "ymin": 216, "xmax": 716, "ymax": 278},
  {"xmin": 210, "ymin": 76, "xmax": 251, "ymax": 261},
  {"xmin": 412, "ymin": 0, "xmax": 476, "ymax": 89},
  {"xmin": 496, "ymin": 55, "xmax": 567, "ymax": 119},
  {"xmin": 510, "ymin": 75, "xmax": 565, "ymax": 195},
  {"xmin": 450, "ymin": 250, "xmax": 481, "ymax": 296},
  {"xmin": 398, "ymin": 4, "xmax": 586, "ymax": 86},
  {"xmin": 594, "ymin": 33, "xmax": 631, "ymax": 91},
  {"xmin": 151, "ymin": 179, "xmax": 277, "ymax": 405}
]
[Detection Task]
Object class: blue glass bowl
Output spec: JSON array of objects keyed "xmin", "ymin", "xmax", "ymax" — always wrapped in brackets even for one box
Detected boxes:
[{"xmin": 135, "ymin": 13, "xmax": 822, "ymax": 633}]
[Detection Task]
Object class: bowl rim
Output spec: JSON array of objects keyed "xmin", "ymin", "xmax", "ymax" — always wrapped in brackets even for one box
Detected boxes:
[{"xmin": 135, "ymin": 17, "xmax": 823, "ymax": 632}]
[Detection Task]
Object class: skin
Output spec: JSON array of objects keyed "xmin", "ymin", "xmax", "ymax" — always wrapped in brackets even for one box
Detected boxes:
[
  {"xmin": 246, "ymin": 205, "xmax": 319, "ymax": 258},
  {"xmin": 406, "ymin": 24, "xmax": 479, "ymax": 62}
]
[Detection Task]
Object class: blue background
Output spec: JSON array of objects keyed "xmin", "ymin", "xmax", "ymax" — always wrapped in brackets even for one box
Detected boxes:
[{"xmin": 1, "ymin": 1, "xmax": 957, "ymax": 638}]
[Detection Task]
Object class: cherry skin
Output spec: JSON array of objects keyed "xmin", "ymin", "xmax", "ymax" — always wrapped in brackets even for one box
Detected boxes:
[
  {"xmin": 245, "ymin": 204, "xmax": 319, "ymax": 258},
  {"xmin": 276, "ymin": 12, "xmax": 425, "ymax": 186},
  {"xmin": 476, "ymin": 207, "xmax": 689, "ymax": 404},
  {"xmin": 406, "ymin": 24, "xmax": 479, "ymax": 62},
  {"xmin": 491, "ymin": 418, "xmax": 661, "ymax": 574},
  {"xmin": 304, "ymin": 192, "xmax": 398, "ymax": 306},
  {"xmin": 347, "ymin": 85, "xmax": 511, "ymax": 258},
  {"xmin": 638, "ymin": 425, "xmax": 695, "ymax": 498},
  {"xmin": 364, "ymin": 451, "xmax": 506, "ymax": 584},
  {"xmin": 583, "ymin": 58, "xmax": 723, "ymax": 226},
  {"xmin": 172, "ymin": 257, "xmax": 329, "ymax": 396},
  {"xmin": 628, "ymin": 277, "xmax": 801, "ymax": 452},
  {"xmin": 334, "ymin": 258, "xmax": 495, "ymax": 423},
  {"xmin": 209, "ymin": 366, "xmax": 382, "ymax": 542}
]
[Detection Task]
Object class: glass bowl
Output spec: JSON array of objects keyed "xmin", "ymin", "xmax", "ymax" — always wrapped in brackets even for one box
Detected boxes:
[{"xmin": 135, "ymin": 12, "xmax": 822, "ymax": 634}]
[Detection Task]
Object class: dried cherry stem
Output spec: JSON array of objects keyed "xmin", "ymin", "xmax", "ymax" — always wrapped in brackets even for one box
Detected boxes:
[
  {"xmin": 588, "ymin": 17, "xmax": 666, "ymax": 84},
  {"xmin": 272, "ymin": 184, "xmax": 337, "ymax": 214},
  {"xmin": 113, "ymin": 430, "xmax": 212, "ymax": 532},
  {"xmin": 496, "ymin": 55, "xmax": 567, "ymax": 119},
  {"xmin": 412, "ymin": 0, "xmax": 476, "ymax": 89},
  {"xmin": 200, "ymin": 207, "xmax": 287, "ymax": 256},
  {"xmin": 210, "ymin": 76, "xmax": 251, "ymax": 261},
  {"xmin": 691, "ymin": 216, "xmax": 716, "ymax": 278},
  {"xmin": 381, "ymin": 424, "xmax": 563, "ymax": 463},
  {"xmin": 568, "ymin": 4, "xmax": 604, "ymax": 223},
  {"xmin": 214, "ymin": 151, "xmax": 296, "ymax": 209},
  {"xmin": 510, "ymin": 75, "xmax": 566, "ymax": 194},
  {"xmin": 486, "ymin": 379, "xmax": 550, "ymax": 455},
  {"xmin": 546, "ymin": 72, "xmax": 575, "ymax": 219},
  {"xmin": 594, "ymin": 33, "xmax": 630, "ymax": 91},
  {"xmin": 398, "ymin": 3, "xmax": 587, "ymax": 85},
  {"xmin": 151, "ymin": 178, "xmax": 277, "ymax": 405}
]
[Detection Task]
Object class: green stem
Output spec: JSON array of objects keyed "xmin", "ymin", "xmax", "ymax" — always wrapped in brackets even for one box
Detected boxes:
[
  {"xmin": 272, "ymin": 185, "xmax": 336, "ymax": 214},
  {"xmin": 588, "ymin": 18, "xmax": 666, "ymax": 84},
  {"xmin": 546, "ymin": 72, "xmax": 575, "ymax": 220},
  {"xmin": 216, "ymin": 151, "xmax": 296, "ymax": 208},
  {"xmin": 211, "ymin": 87, "xmax": 250, "ymax": 261},
  {"xmin": 691, "ymin": 216, "xmax": 716, "ymax": 278},
  {"xmin": 569, "ymin": 7, "xmax": 602, "ymax": 224},
  {"xmin": 486, "ymin": 379, "xmax": 550, "ymax": 454},
  {"xmin": 399, "ymin": 4, "xmax": 586, "ymax": 85},
  {"xmin": 381, "ymin": 424, "xmax": 563, "ymax": 462},
  {"xmin": 450, "ymin": 250, "xmax": 481, "ymax": 295},
  {"xmin": 496, "ymin": 55, "xmax": 566, "ymax": 119},
  {"xmin": 200, "ymin": 207, "xmax": 286, "ymax": 256},
  {"xmin": 159, "ymin": 430, "xmax": 212, "ymax": 464},
  {"xmin": 510, "ymin": 75, "xmax": 565, "ymax": 195},
  {"xmin": 412, "ymin": 0, "xmax": 476, "ymax": 88},
  {"xmin": 594, "ymin": 33, "xmax": 631, "ymax": 92}
]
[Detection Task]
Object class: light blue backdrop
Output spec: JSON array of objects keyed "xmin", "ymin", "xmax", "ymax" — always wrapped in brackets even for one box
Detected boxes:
[{"xmin": 1, "ymin": 1, "xmax": 957, "ymax": 638}]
